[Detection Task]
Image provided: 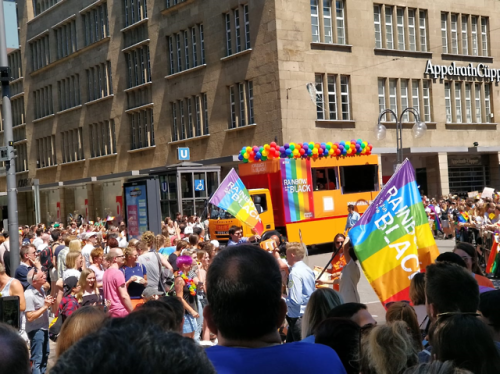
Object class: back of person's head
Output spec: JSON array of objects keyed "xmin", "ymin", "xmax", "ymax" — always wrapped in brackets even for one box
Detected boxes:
[
  {"xmin": 403, "ymin": 361, "xmax": 474, "ymax": 374},
  {"xmin": 51, "ymin": 229, "xmax": 61, "ymax": 242},
  {"xmin": 478, "ymin": 290, "xmax": 500, "ymax": 336},
  {"xmin": 0, "ymin": 323, "xmax": 30, "ymax": 374},
  {"xmin": 107, "ymin": 237, "xmax": 119, "ymax": 249},
  {"xmin": 50, "ymin": 323, "xmax": 216, "ymax": 374},
  {"xmin": 56, "ymin": 306, "xmax": 107, "ymax": 358},
  {"xmin": 65, "ymin": 251, "xmax": 81, "ymax": 269},
  {"xmin": 367, "ymin": 321, "xmax": 418, "ymax": 374},
  {"xmin": 385, "ymin": 302, "xmax": 423, "ymax": 350},
  {"xmin": 425, "ymin": 262, "xmax": 479, "ymax": 317},
  {"xmin": 176, "ymin": 240, "xmax": 189, "ymax": 252},
  {"xmin": 205, "ymin": 245, "xmax": 283, "ymax": 341},
  {"xmin": 189, "ymin": 234, "xmax": 199, "ymax": 247},
  {"xmin": 36, "ymin": 228, "xmax": 43, "ymax": 237},
  {"xmin": 327, "ymin": 302, "xmax": 367, "ymax": 319},
  {"xmin": 315, "ymin": 318, "xmax": 360, "ymax": 374},
  {"xmin": 436, "ymin": 252, "xmax": 467, "ymax": 268},
  {"xmin": 301, "ymin": 288, "xmax": 344, "ymax": 339},
  {"xmin": 69, "ymin": 239, "xmax": 82, "ymax": 252},
  {"xmin": 410, "ymin": 273, "xmax": 426, "ymax": 305},
  {"xmin": 193, "ymin": 226, "xmax": 203, "ymax": 236},
  {"xmin": 430, "ymin": 314, "xmax": 500, "ymax": 374},
  {"xmin": 110, "ymin": 308, "xmax": 176, "ymax": 333},
  {"xmin": 156, "ymin": 297, "xmax": 185, "ymax": 333}
]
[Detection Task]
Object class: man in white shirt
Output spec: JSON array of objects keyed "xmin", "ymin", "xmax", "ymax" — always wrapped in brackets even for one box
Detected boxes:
[{"xmin": 82, "ymin": 232, "xmax": 97, "ymax": 268}]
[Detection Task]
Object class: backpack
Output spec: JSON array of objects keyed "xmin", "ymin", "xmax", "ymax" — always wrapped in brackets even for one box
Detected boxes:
[{"xmin": 39, "ymin": 245, "xmax": 54, "ymax": 271}]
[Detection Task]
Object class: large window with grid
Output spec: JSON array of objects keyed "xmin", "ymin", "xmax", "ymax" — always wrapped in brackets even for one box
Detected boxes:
[
  {"xmin": 441, "ymin": 13, "xmax": 488, "ymax": 56},
  {"xmin": 165, "ymin": 0, "xmax": 187, "ymax": 8},
  {"xmin": 224, "ymin": 4, "xmax": 251, "ymax": 57},
  {"xmin": 444, "ymin": 81, "xmax": 491, "ymax": 124},
  {"xmin": 377, "ymin": 78, "xmax": 432, "ymax": 122},
  {"xmin": 33, "ymin": 0, "xmax": 60, "ymax": 16},
  {"xmin": 171, "ymin": 93, "xmax": 209, "ymax": 141},
  {"xmin": 86, "ymin": 61, "xmax": 113, "ymax": 102},
  {"xmin": 8, "ymin": 50, "xmax": 22, "ymax": 80},
  {"xmin": 15, "ymin": 143, "xmax": 28, "ymax": 173},
  {"xmin": 54, "ymin": 19, "xmax": 77, "ymax": 60},
  {"xmin": 123, "ymin": 0, "xmax": 148, "ymax": 28},
  {"xmin": 33, "ymin": 85, "xmax": 53, "ymax": 120},
  {"xmin": 30, "ymin": 34, "xmax": 50, "ymax": 71},
  {"xmin": 36, "ymin": 135, "xmax": 57, "ymax": 168},
  {"xmin": 310, "ymin": 0, "xmax": 346, "ymax": 45},
  {"xmin": 57, "ymin": 75, "xmax": 81, "ymax": 112},
  {"xmin": 61, "ymin": 128, "xmax": 84, "ymax": 163},
  {"xmin": 167, "ymin": 24, "xmax": 205, "ymax": 75},
  {"xmin": 125, "ymin": 46, "xmax": 151, "ymax": 88},
  {"xmin": 89, "ymin": 120, "xmax": 117, "ymax": 158},
  {"xmin": 12, "ymin": 98, "xmax": 25, "ymax": 127},
  {"xmin": 374, "ymin": 5, "xmax": 427, "ymax": 52},
  {"xmin": 314, "ymin": 74, "xmax": 351, "ymax": 121},
  {"xmin": 82, "ymin": 2, "xmax": 109, "ymax": 46},
  {"xmin": 228, "ymin": 81, "xmax": 254, "ymax": 129},
  {"xmin": 130, "ymin": 109, "xmax": 155, "ymax": 150}
]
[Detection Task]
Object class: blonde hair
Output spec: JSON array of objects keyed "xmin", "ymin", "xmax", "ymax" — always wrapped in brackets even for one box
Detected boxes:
[
  {"xmin": 181, "ymin": 248, "xmax": 196, "ymax": 257},
  {"xmin": 68, "ymin": 239, "xmax": 82, "ymax": 253},
  {"xmin": 154, "ymin": 234, "xmax": 165, "ymax": 251},
  {"xmin": 128, "ymin": 238, "xmax": 139, "ymax": 248},
  {"xmin": 286, "ymin": 242, "xmax": 306, "ymax": 260},
  {"xmin": 56, "ymin": 306, "xmax": 107, "ymax": 358},
  {"xmin": 65, "ymin": 251, "xmax": 82, "ymax": 270},
  {"xmin": 124, "ymin": 246, "xmax": 137, "ymax": 260},
  {"xmin": 301, "ymin": 288, "xmax": 344, "ymax": 339},
  {"xmin": 76, "ymin": 269, "xmax": 98, "ymax": 303},
  {"xmin": 366, "ymin": 321, "xmax": 418, "ymax": 374},
  {"xmin": 141, "ymin": 231, "xmax": 155, "ymax": 247}
]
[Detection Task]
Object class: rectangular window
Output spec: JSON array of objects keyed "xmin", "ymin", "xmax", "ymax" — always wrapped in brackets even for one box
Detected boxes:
[
  {"xmin": 36, "ymin": 135, "xmax": 57, "ymax": 168},
  {"xmin": 123, "ymin": 0, "xmax": 147, "ymax": 27},
  {"xmin": 485, "ymin": 84, "xmax": 491, "ymax": 123},
  {"xmin": 461, "ymin": 15, "xmax": 468, "ymax": 55},
  {"xmin": 172, "ymin": 103, "xmax": 178, "ymax": 141},
  {"xmin": 396, "ymin": 8, "xmax": 405, "ymax": 50},
  {"xmin": 228, "ymin": 81, "xmax": 254, "ymax": 128},
  {"xmin": 340, "ymin": 76, "xmax": 349, "ymax": 120},
  {"xmin": 168, "ymin": 36, "xmax": 175, "ymax": 74},
  {"xmin": 238, "ymin": 83, "xmax": 246, "ymax": 127},
  {"xmin": 374, "ymin": 5, "xmax": 382, "ymax": 48},
  {"xmin": 82, "ymin": 3, "xmax": 109, "ymax": 46},
  {"xmin": 244, "ymin": 5, "xmax": 251, "ymax": 49},
  {"xmin": 327, "ymin": 75, "xmax": 337, "ymax": 120},
  {"xmin": 471, "ymin": 17, "xmax": 478, "ymax": 56},
  {"xmin": 411, "ymin": 80, "xmax": 419, "ymax": 116},
  {"xmin": 33, "ymin": 0, "xmax": 61, "ymax": 16},
  {"xmin": 225, "ymin": 13, "xmax": 232, "ymax": 56},
  {"xmin": 184, "ymin": 30, "xmax": 190, "ymax": 70},
  {"xmin": 378, "ymin": 78, "xmax": 385, "ymax": 116},
  {"xmin": 400, "ymin": 79, "xmax": 409, "ymax": 122},
  {"xmin": 176, "ymin": 33, "xmax": 182, "ymax": 72},
  {"xmin": 311, "ymin": 0, "xmax": 346, "ymax": 44},
  {"xmin": 475, "ymin": 84, "xmax": 482, "ymax": 123},
  {"xmin": 124, "ymin": 46, "xmax": 151, "ymax": 88},
  {"xmin": 226, "ymin": 5, "xmax": 251, "ymax": 56},
  {"xmin": 33, "ymin": 85, "xmax": 54, "ymax": 119},
  {"xmin": 311, "ymin": 0, "xmax": 320, "ymax": 43},
  {"xmin": 168, "ymin": 24, "xmax": 203, "ymax": 75},
  {"xmin": 247, "ymin": 82, "xmax": 254, "ymax": 124},
  {"xmin": 408, "ymin": 9, "xmax": 416, "ymax": 52},
  {"xmin": 57, "ymin": 74, "xmax": 81, "ymax": 111},
  {"xmin": 315, "ymin": 74, "xmax": 324, "ymax": 120},
  {"xmin": 323, "ymin": 0, "xmax": 333, "ymax": 44},
  {"xmin": 465, "ymin": 83, "xmax": 472, "ymax": 123},
  {"xmin": 315, "ymin": 74, "xmax": 351, "ymax": 121},
  {"xmin": 200, "ymin": 24, "xmax": 205, "ymax": 64},
  {"xmin": 30, "ymin": 35, "xmax": 50, "ymax": 71},
  {"xmin": 481, "ymin": 18, "xmax": 488, "ymax": 56},
  {"xmin": 203, "ymin": 93, "xmax": 209, "ymax": 134},
  {"xmin": 171, "ymin": 93, "xmax": 209, "ymax": 141},
  {"xmin": 129, "ymin": 109, "xmax": 154, "ymax": 150},
  {"xmin": 187, "ymin": 98, "xmax": 193, "ymax": 138},
  {"xmin": 235, "ymin": 9, "xmax": 241, "ymax": 53},
  {"xmin": 89, "ymin": 120, "xmax": 116, "ymax": 158},
  {"xmin": 54, "ymin": 20, "xmax": 77, "ymax": 60},
  {"xmin": 450, "ymin": 14, "xmax": 458, "ymax": 54},
  {"xmin": 192, "ymin": 27, "xmax": 198, "ymax": 67},
  {"xmin": 445, "ymin": 82, "xmax": 452, "ymax": 123},
  {"xmin": 229, "ymin": 86, "xmax": 237, "ymax": 128},
  {"xmin": 385, "ymin": 6, "xmax": 394, "ymax": 49},
  {"xmin": 61, "ymin": 128, "xmax": 84, "ymax": 163},
  {"xmin": 336, "ymin": 0, "xmax": 345, "ymax": 45},
  {"xmin": 441, "ymin": 13, "xmax": 448, "ymax": 53},
  {"xmin": 419, "ymin": 10, "xmax": 427, "ymax": 52},
  {"xmin": 195, "ymin": 96, "xmax": 201, "ymax": 137},
  {"xmin": 442, "ymin": 13, "xmax": 486, "ymax": 56},
  {"xmin": 422, "ymin": 80, "xmax": 431, "ymax": 123},
  {"xmin": 389, "ymin": 79, "xmax": 397, "ymax": 120},
  {"xmin": 455, "ymin": 82, "xmax": 462, "ymax": 123}
]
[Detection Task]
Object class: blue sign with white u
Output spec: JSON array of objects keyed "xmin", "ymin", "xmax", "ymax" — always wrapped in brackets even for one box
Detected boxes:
[
  {"xmin": 195, "ymin": 180, "xmax": 205, "ymax": 191},
  {"xmin": 178, "ymin": 147, "xmax": 190, "ymax": 161}
]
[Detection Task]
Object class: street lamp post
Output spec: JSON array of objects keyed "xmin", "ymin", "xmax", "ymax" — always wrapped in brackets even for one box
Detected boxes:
[{"xmin": 375, "ymin": 108, "xmax": 427, "ymax": 165}]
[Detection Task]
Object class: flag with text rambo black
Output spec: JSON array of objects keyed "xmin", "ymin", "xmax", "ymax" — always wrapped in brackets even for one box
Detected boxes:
[
  {"xmin": 348, "ymin": 159, "xmax": 439, "ymax": 306},
  {"xmin": 209, "ymin": 169, "xmax": 264, "ymax": 235}
]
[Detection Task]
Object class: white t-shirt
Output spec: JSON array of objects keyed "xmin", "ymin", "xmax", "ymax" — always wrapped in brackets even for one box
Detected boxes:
[
  {"xmin": 82, "ymin": 244, "xmax": 95, "ymax": 268},
  {"xmin": 63, "ymin": 268, "xmax": 81, "ymax": 281}
]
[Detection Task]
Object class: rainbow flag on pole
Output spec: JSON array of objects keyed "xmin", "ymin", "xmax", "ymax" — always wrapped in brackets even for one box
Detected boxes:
[
  {"xmin": 349, "ymin": 159, "xmax": 439, "ymax": 305},
  {"xmin": 280, "ymin": 158, "xmax": 315, "ymax": 223},
  {"xmin": 209, "ymin": 169, "xmax": 264, "ymax": 235}
]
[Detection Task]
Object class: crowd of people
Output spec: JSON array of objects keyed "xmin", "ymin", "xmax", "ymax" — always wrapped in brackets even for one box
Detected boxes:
[{"xmin": 0, "ymin": 202, "xmax": 499, "ymax": 374}]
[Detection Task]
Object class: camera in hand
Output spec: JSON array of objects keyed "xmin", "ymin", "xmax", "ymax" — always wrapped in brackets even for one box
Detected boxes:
[{"xmin": 0, "ymin": 295, "xmax": 20, "ymax": 330}]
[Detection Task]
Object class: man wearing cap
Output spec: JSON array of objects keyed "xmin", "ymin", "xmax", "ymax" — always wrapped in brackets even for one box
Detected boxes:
[
  {"xmin": 82, "ymin": 232, "xmax": 98, "ymax": 268},
  {"xmin": 58, "ymin": 276, "xmax": 80, "ymax": 323},
  {"xmin": 142, "ymin": 286, "xmax": 164, "ymax": 302},
  {"xmin": 344, "ymin": 204, "xmax": 360, "ymax": 235}
]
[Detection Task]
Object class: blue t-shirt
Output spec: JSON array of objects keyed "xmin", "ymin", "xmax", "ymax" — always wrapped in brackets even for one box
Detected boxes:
[
  {"xmin": 158, "ymin": 246, "xmax": 176, "ymax": 257},
  {"xmin": 206, "ymin": 341, "xmax": 347, "ymax": 374},
  {"xmin": 121, "ymin": 263, "xmax": 147, "ymax": 299}
]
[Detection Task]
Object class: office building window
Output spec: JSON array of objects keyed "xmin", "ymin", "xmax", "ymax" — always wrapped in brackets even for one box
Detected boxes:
[
  {"xmin": 378, "ymin": 78, "xmax": 432, "ymax": 122},
  {"xmin": 33, "ymin": 85, "xmax": 53, "ymax": 119},
  {"xmin": 228, "ymin": 81, "xmax": 254, "ymax": 129},
  {"xmin": 441, "ymin": 13, "xmax": 489, "ymax": 56},
  {"xmin": 172, "ymin": 94, "xmax": 209, "ymax": 140},
  {"xmin": 225, "ymin": 4, "xmax": 251, "ymax": 56},
  {"xmin": 165, "ymin": 0, "xmax": 187, "ymax": 9},
  {"xmin": 33, "ymin": 0, "xmax": 60, "ymax": 16},
  {"xmin": 36, "ymin": 135, "xmax": 57, "ymax": 168},
  {"xmin": 86, "ymin": 61, "xmax": 113, "ymax": 102},
  {"xmin": 54, "ymin": 19, "xmax": 77, "ymax": 60},
  {"xmin": 167, "ymin": 25, "xmax": 205, "ymax": 75},
  {"xmin": 310, "ymin": 0, "xmax": 346, "ymax": 45},
  {"xmin": 123, "ymin": 0, "xmax": 147, "ymax": 28},
  {"xmin": 61, "ymin": 128, "xmax": 84, "ymax": 163},
  {"xmin": 374, "ymin": 5, "xmax": 428, "ymax": 52},
  {"xmin": 82, "ymin": 2, "xmax": 109, "ymax": 47},
  {"xmin": 30, "ymin": 35, "xmax": 50, "ymax": 71},
  {"xmin": 8, "ymin": 50, "xmax": 22, "ymax": 80},
  {"xmin": 15, "ymin": 143, "xmax": 28, "ymax": 173},
  {"xmin": 315, "ymin": 74, "xmax": 351, "ymax": 121},
  {"xmin": 89, "ymin": 120, "xmax": 117, "ymax": 158},
  {"xmin": 57, "ymin": 74, "xmax": 81, "ymax": 112},
  {"xmin": 12, "ymin": 97, "xmax": 25, "ymax": 127},
  {"xmin": 125, "ymin": 45, "xmax": 151, "ymax": 88},
  {"xmin": 130, "ymin": 108, "xmax": 154, "ymax": 150},
  {"xmin": 444, "ymin": 81, "xmax": 492, "ymax": 123}
]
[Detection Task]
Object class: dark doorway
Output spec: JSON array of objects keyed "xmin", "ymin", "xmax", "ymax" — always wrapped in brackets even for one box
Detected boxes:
[{"xmin": 416, "ymin": 168, "xmax": 428, "ymax": 196}]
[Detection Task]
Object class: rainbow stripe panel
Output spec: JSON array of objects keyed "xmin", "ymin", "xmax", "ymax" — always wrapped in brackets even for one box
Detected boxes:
[
  {"xmin": 349, "ymin": 160, "xmax": 439, "ymax": 305},
  {"xmin": 280, "ymin": 159, "xmax": 315, "ymax": 223}
]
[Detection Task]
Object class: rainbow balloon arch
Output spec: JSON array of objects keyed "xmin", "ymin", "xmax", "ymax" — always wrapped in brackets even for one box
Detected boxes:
[{"xmin": 238, "ymin": 140, "xmax": 373, "ymax": 163}]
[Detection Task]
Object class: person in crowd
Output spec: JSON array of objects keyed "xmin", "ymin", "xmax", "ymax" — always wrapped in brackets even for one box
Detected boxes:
[
  {"xmin": 403, "ymin": 360, "xmax": 473, "ymax": 374},
  {"xmin": 168, "ymin": 240, "xmax": 189, "ymax": 272},
  {"xmin": 189, "ymin": 234, "xmax": 200, "ymax": 249},
  {"xmin": 366, "ymin": 321, "xmax": 419, "ymax": 374},
  {"xmin": 146, "ymin": 296, "xmax": 186, "ymax": 333},
  {"xmin": 32, "ymin": 228, "xmax": 43, "ymax": 249},
  {"xmin": 430, "ymin": 313, "xmax": 500, "ymax": 374},
  {"xmin": 409, "ymin": 272, "xmax": 428, "ymax": 336},
  {"xmin": 453, "ymin": 242, "xmax": 494, "ymax": 288},
  {"xmin": 104, "ymin": 236, "xmax": 120, "ymax": 255},
  {"xmin": 338, "ymin": 240, "xmax": 360, "ymax": 302},
  {"xmin": 440, "ymin": 201, "xmax": 454, "ymax": 240},
  {"xmin": 227, "ymin": 225, "xmax": 260, "ymax": 246},
  {"xmin": 478, "ymin": 289, "xmax": 500, "ymax": 352},
  {"xmin": 82, "ymin": 232, "xmax": 98, "ymax": 268},
  {"xmin": 122, "ymin": 246, "xmax": 147, "ymax": 309},
  {"xmin": 103, "ymin": 249, "xmax": 133, "ymax": 318},
  {"xmin": 175, "ymin": 255, "xmax": 199, "ymax": 338},
  {"xmin": 62, "ymin": 251, "xmax": 84, "ymax": 281},
  {"xmin": 56, "ymin": 235, "xmax": 73, "ymax": 280},
  {"xmin": 76, "ymin": 268, "xmax": 102, "ymax": 306},
  {"xmin": 301, "ymin": 287, "xmax": 344, "ymax": 343},
  {"xmin": 166, "ymin": 217, "xmax": 177, "ymax": 236},
  {"xmin": 0, "ymin": 232, "xmax": 10, "ymax": 266},
  {"xmin": 57, "ymin": 276, "xmax": 80, "ymax": 322},
  {"xmin": 141, "ymin": 286, "xmax": 164, "ymax": 302},
  {"xmin": 315, "ymin": 318, "xmax": 361, "ymax": 374},
  {"xmin": 88, "ymin": 247, "xmax": 105, "ymax": 289},
  {"xmin": 386, "ymin": 301, "xmax": 424, "ymax": 351},
  {"xmin": 204, "ymin": 245, "xmax": 346, "ymax": 373},
  {"xmin": 315, "ymin": 233, "xmax": 347, "ymax": 289},
  {"xmin": 158, "ymin": 234, "xmax": 176, "ymax": 256},
  {"xmin": 25, "ymin": 268, "xmax": 54, "ymax": 374},
  {"xmin": 0, "ymin": 323, "xmax": 31, "ymax": 374},
  {"xmin": 138, "ymin": 231, "xmax": 174, "ymax": 291},
  {"xmin": 55, "ymin": 306, "xmax": 107, "ymax": 358},
  {"xmin": 344, "ymin": 204, "xmax": 360, "ymax": 235},
  {"xmin": 282, "ymin": 242, "xmax": 315, "ymax": 343},
  {"xmin": 50, "ymin": 323, "xmax": 217, "ymax": 374},
  {"xmin": 0, "ymin": 262, "xmax": 26, "ymax": 312},
  {"xmin": 15, "ymin": 244, "xmax": 42, "ymax": 290},
  {"xmin": 327, "ymin": 302, "xmax": 378, "ymax": 331},
  {"xmin": 197, "ymin": 249, "xmax": 211, "ymax": 344}
]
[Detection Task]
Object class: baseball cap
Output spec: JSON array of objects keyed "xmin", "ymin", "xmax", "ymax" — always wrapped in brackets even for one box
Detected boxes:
[
  {"xmin": 184, "ymin": 226, "xmax": 193, "ymax": 235},
  {"xmin": 53, "ymin": 223, "xmax": 60, "ymax": 228},
  {"xmin": 142, "ymin": 287, "xmax": 164, "ymax": 299},
  {"xmin": 86, "ymin": 232, "xmax": 97, "ymax": 239}
]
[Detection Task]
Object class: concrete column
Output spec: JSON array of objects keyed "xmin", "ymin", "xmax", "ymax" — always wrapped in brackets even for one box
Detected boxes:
[{"xmin": 438, "ymin": 153, "xmax": 450, "ymax": 196}]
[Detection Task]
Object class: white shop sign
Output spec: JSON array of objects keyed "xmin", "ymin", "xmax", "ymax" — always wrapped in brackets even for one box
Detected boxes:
[{"xmin": 424, "ymin": 60, "xmax": 500, "ymax": 82}]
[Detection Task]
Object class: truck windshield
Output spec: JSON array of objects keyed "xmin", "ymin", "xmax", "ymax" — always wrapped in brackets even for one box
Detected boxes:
[
  {"xmin": 340, "ymin": 165, "xmax": 379, "ymax": 194},
  {"xmin": 209, "ymin": 205, "xmax": 234, "ymax": 219}
]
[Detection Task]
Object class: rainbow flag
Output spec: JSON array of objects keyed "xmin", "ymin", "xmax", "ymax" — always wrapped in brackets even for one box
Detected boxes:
[
  {"xmin": 349, "ymin": 160, "xmax": 439, "ymax": 306},
  {"xmin": 280, "ymin": 159, "xmax": 315, "ymax": 222},
  {"xmin": 457, "ymin": 212, "xmax": 469, "ymax": 223},
  {"xmin": 429, "ymin": 204, "xmax": 441, "ymax": 232},
  {"xmin": 486, "ymin": 238, "xmax": 499, "ymax": 274},
  {"xmin": 209, "ymin": 169, "xmax": 264, "ymax": 235}
]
